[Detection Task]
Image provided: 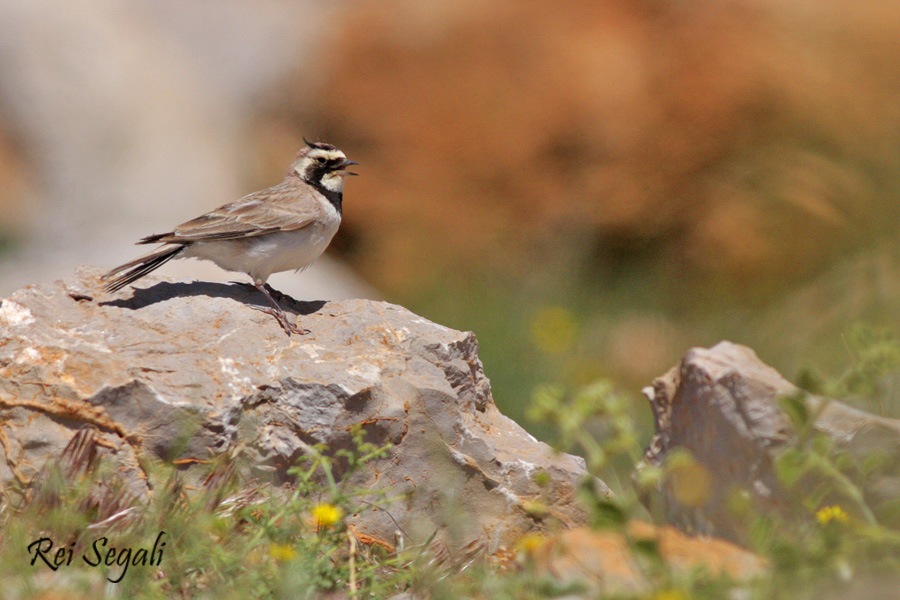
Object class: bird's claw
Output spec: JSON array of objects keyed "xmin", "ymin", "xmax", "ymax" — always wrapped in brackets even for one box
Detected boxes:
[{"xmin": 248, "ymin": 305, "xmax": 309, "ymax": 336}]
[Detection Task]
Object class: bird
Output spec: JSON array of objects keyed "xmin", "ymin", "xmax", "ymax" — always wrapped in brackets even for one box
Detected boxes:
[{"xmin": 102, "ymin": 139, "xmax": 358, "ymax": 336}]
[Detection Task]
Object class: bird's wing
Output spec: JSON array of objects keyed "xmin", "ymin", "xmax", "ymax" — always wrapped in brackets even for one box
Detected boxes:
[{"xmin": 139, "ymin": 183, "xmax": 322, "ymax": 244}]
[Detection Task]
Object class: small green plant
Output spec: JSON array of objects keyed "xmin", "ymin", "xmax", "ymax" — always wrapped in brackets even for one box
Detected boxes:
[
  {"xmin": 527, "ymin": 377, "xmax": 749, "ymax": 597},
  {"xmin": 798, "ymin": 324, "xmax": 900, "ymax": 417}
]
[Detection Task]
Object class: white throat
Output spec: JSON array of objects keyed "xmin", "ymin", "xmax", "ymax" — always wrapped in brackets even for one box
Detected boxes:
[{"xmin": 319, "ymin": 172, "xmax": 346, "ymax": 193}]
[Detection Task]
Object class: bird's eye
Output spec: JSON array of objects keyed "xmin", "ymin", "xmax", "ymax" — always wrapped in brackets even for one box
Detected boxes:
[{"xmin": 315, "ymin": 157, "xmax": 326, "ymax": 164}]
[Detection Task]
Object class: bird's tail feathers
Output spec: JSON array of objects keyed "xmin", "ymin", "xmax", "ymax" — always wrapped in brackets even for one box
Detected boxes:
[{"xmin": 103, "ymin": 245, "xmax": 185, "ymax": 293}]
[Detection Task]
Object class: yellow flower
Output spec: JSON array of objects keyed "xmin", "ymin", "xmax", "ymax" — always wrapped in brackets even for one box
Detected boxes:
[
  {"xmin": 269, "ymin": 543, "xmax": 297, "ymax": 562},
  {"xmin": 529, "ymin": 306, "xmax": 577, "ymax": 355},
  {"xmin": 651, "ymin": 589, "xmax": 686, "ymax": 600},
  {"xmin": 515, "ymin": 532, "xmax": 546, "ymax": 555},
  {"xmin": 522, "ymin": 500, "xmax": 550, "ymax": 520},
  {"xmin": 311, "ymin": 503, "xmax": 343, "ymax": 528},
  {"xmin": 668, "ymin": 460, "xmax": 711, "ymax": 508},
  {"xmin": 816, "ymin": 505, "xmax": 849, "ymax": 525}
]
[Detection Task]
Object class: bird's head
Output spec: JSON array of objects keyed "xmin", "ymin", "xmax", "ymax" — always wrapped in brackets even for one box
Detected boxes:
[{"xmin": 290, "ymin": 139, "xmax": 359, "ymax": 193}]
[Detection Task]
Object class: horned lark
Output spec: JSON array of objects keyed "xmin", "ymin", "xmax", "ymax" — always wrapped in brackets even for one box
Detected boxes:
[{"xmin": 103, "ymin": 139, "xmax": 358, "ymax": 336}]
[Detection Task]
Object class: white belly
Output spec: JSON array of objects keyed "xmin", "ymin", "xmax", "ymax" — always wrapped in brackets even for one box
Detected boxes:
[{"xmin": 184, "ymin": 216, "xmax": 340, "ymax": 283}]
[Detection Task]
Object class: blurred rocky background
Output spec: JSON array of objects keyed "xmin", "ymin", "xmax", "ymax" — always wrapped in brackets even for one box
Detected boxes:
[
  {"xmin": 3, "ymin": 0, "xmax": 900, "ymax": 438},
  {"xmin": 0, "ymin": 0, "xmax": 370, "ymax": 300}
]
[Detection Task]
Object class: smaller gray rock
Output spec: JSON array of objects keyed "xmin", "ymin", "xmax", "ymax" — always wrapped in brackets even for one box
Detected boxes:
[{"xmin": 640, "ymin": 341, "xmax": 900, "ymax": 541}]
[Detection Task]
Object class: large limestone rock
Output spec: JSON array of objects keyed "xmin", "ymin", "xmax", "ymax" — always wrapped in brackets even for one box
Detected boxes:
[
  {"xmin": 0, "ymin": 266, "xmax": 592, "ymax": 552},
  {"xmin": 641, "ymin": 341, "xmax": 900, "ymax": 542}
]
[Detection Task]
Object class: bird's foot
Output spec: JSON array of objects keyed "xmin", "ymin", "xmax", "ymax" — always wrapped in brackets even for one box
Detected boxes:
[{"xmin": 248, "ymin": 305, "xmax": 310, "ymax": 336}]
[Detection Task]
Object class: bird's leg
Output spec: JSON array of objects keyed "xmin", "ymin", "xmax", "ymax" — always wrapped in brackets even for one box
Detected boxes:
[
  {"xmin": 231, "ymin": 281, "xmax": 291, "ymax": 304},
  {"xmin": 249, "ymin": 280, "xmax": 309, "ymax": 336}
]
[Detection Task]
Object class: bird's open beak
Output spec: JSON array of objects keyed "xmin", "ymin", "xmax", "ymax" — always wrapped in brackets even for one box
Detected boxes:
[{"xmin": 339, "ymin": 158, "xmax": 360, "ymax": 176}]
